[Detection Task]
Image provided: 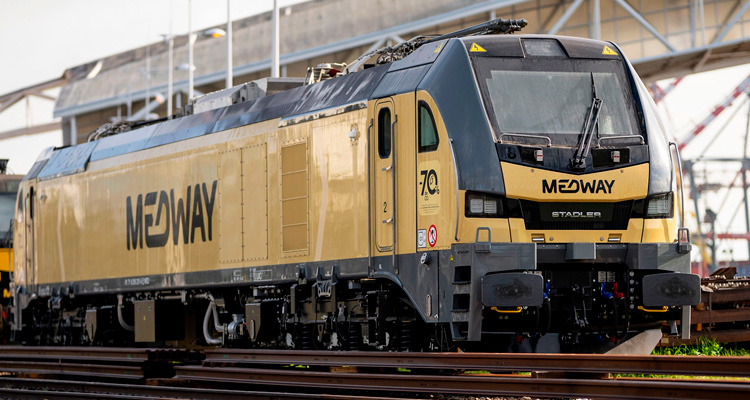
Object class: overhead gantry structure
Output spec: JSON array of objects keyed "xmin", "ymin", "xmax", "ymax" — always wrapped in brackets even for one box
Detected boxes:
[{"xmin": 5, "ymin": 0, "xmax": 750, "ymax": 150}]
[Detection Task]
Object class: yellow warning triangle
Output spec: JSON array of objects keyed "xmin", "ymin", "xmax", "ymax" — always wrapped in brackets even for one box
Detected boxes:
[
  {"xmin": 433, "ymin": 42, "xmax": 443, "ymax": 53},
  {"xmin": 469, "ymin": 43, "xmax": 487, "ymax": 52},
  {"xmin": 602, "ymin": 45, "xmax": 618, "ymax": 55}
]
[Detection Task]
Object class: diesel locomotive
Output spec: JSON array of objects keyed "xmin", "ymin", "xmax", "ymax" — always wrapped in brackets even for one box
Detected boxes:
[{"xmin": 9, "ymin": 19, "xmax": 700, "ymax": 352}]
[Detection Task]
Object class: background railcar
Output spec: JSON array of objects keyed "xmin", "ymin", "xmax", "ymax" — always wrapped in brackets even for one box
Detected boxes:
[{"xmin": 0, "ymin": 160, "xmax": 22, "ymax": 337}]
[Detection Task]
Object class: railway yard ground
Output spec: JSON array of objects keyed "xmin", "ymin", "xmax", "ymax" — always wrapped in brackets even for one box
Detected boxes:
[
  {"xmin": 0, "ymin": 345, "xmax": 749, "ymax": 399},
  {"xmin": 1, "ymin": 274, "xmax": 750, "ymax": 399},
  {"xmin": 1, "ymin": 263, "xmax": 749, "ymax": 399}
]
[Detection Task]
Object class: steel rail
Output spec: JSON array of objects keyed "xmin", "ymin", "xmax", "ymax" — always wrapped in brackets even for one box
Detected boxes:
[
  {"xmin": 173, "ymin": 366, "xmax": 750, "ymax": 400},
  {"xmin": 0, "ymin": 360, "xmax": 145, "ymax": 380},
  {"xmin": 0, "ymin": 377, "xmax": 412, "ymax": 400},
  {"xmin": 203, "ymin": 349, "xmax": 750, "ymax": 377},
  {"xmin": 0, "ymin": 346, "xmax": 196, "ymax": 363}
]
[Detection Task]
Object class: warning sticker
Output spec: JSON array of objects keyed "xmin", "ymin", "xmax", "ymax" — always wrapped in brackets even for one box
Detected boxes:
[
  {"xmin": 428, "ymin": 225, "xmax": 437, "ymax": 247},
  {"xmin": 418, "ymin": 229, "xmax": 427, "ymax": 248},
  {"xmin": 469, "ymin": 43, "xmax": 487, "ymax": 52},
  {"xmin": 434, "ymin": 42, "xmax": 444, "ymax": 53},
  {"xmin": 602, "ymin": 45, "xmax": 618, "ymax": 55},
  {"xmin": 418, "ymin": 161, "xmax": 441, "ymax": 215}
]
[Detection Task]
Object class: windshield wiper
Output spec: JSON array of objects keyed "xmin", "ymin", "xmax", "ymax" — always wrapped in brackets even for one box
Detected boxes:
[{"xmin": 571, "ymin": 73, "xmax": 603, "ymax": 170}]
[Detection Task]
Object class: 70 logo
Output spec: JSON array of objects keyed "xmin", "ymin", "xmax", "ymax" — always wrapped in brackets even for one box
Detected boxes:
[{"xmin": 420, "ymin": 169, "xmax": 439, "ymax": 196}]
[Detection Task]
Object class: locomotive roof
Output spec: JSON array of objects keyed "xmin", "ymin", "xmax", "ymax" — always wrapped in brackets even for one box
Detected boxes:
[
  {"xmin": 458, "ymin": 34, "xmax": 621, "ymax": 59},
  {"xmin": 28, "ymin": 34, "xmax": 622, "ymax": 183}
]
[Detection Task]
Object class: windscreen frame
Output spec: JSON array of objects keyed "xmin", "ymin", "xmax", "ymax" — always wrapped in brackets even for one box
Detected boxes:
[{"xmin": 471, "ymin": 56, "xmax": 646, "ymax": 147}]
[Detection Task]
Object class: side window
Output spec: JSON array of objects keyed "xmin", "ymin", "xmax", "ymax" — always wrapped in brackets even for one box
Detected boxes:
[
  {"xmin": 16, "ymin": 188, "xmax": 23, "ymax": 221},
  {"xmin": 418, "ymin": 101, "xmax": 439, "ymax": 152},
  {"xmin": 378, "ymin": 108, "xmax": 392, "ymax": 158}
]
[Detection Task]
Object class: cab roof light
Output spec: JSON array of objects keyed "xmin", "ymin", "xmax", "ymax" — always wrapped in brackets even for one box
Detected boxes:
[{"xmin": 522, "ymin": 39, "xmax": 565, "ymax": 57}]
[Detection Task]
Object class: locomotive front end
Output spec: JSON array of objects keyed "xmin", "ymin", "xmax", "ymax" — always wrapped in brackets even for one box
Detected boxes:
[{"xmin": 432, "ymin": 35, "xmax": 700, "ymax": 351}]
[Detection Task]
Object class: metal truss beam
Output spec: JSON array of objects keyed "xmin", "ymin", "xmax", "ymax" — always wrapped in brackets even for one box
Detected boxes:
[
  {"xmin": 127, "ymin": 93, "xmax": 165, "ymax": 121},
  {"xmin": 614, "ymin": 0, "xmax": 676, "ymax": 52},
  {"xmin": 0, "ymin": 121, "xmax": 61, "ymax": 141},
  {"xmin": 547, "ymin": 0, "xmax": 583, "ymax": 35},
  {"xmin": 0, "ymin": 76, "xmax": 66, "ymax": 106},
  {"xmin": 713, "ymin": 0, "xmax": 750, "ymax": 45},
  {"xmin": 0, "ymin": 93, "xmax": 23, "ymax": 114}
]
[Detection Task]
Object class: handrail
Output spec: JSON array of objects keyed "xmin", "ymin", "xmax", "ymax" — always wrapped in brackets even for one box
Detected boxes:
[
  {"xmin": 669, "ymin": 141, "xmax": 686, "ymax": 229},
  {"xmin": 449, "ymin": 138, "xmax": 461, "ymax": 241},
  {"xmin": 598, "ymin": 135, "xmax": 645, "ymax": 146},
  {"xmin": 498, "ymin": 133, "xmax": 551, "ymax": 147},
  {"xmin": 391, "ymin": 115, "xmax": 398, "ymax": 274},
  {"xmin": 366, "ymin": 118, "xmax": 373, "ymax": 275}
]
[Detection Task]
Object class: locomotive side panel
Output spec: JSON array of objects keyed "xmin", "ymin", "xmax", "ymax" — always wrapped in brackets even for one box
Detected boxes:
[
  {"xmin": 35, "ymin": 146, "xmax": 220, "ymax": 284},
  {"xmin": 29, "ymin": 108, "xmax": 372, "ymax": 287},
  {"xmin": 307, "ymin": 109, "xmax": 370, "ymax": 262}
]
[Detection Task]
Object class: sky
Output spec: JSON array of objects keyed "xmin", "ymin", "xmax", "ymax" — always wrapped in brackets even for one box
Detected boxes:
[{"xmin": 2, "ymin": 1, "xmax": 750, "ymax": 263}]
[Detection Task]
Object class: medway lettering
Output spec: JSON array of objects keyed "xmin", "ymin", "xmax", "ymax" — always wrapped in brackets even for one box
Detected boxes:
[
  {"xmin": 126, "ymin": 180, "xmax": 217, "ymax": 250},
  {"xmin": 541, "ymin": 179, "xmax": 614, "ymax": 194}
]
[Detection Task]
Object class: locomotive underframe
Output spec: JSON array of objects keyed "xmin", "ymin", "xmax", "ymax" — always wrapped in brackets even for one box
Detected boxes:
[{"xmin": 11, "ymin": 241, "xmax": 695, "ymax": 352}]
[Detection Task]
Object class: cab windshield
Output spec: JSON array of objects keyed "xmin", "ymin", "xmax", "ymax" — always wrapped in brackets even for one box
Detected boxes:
[{"xmin": 472, "ymin": 57, "xmax": 642, "ymax": 145}]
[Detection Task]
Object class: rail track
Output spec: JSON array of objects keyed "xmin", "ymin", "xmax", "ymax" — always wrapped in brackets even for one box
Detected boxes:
[{"xmin": 0, "ymin": 346, "xmax": 748, "ymax": 399}]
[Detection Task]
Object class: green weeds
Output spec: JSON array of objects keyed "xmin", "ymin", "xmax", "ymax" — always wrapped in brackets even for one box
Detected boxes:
[{"xmin": 651, "ymin": 336, "xmax": 750, "ymax": 356}]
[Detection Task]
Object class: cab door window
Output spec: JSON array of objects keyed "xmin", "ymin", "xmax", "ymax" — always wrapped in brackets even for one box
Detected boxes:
[
  {"xmin": 418, "ymin": 101, "xmax": 439, "ymax": 152},
  {"xmin": 378, "ymin": 108, "xmax": 392, "ymax": 158}
]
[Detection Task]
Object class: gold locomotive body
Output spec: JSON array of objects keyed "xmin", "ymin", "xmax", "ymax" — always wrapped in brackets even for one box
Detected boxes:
[{"xmin": 11, "ymin": 31, "xmax": 698, "ymax": 352}]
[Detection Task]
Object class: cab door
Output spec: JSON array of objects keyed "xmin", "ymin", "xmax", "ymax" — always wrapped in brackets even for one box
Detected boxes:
[
  {"xmin": 373, "ymin": 99, "xmax": 395, "ymax": 253},
  {"xmin": 23, "ymin": 184, "xmax": 35, "ymax": 287},
  {"xmin": 415, "ymin": 92, "xmax": 454, "ymax": 251}
]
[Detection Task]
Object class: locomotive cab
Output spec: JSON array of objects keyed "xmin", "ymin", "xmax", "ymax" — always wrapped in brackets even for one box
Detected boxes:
[{"xmin": 399, "ymin": 34, "xmax": 700, "ymax": 350}]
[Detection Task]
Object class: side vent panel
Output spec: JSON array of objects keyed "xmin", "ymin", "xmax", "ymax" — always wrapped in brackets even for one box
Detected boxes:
[
  {"xmin": 243, "ymin": 143, "xmax": 268, "ymax": 261},
  {"xmin": 280, "ymin": 142, "xmax": 309, "ymax": 255},
  {"xmin": 218, "ymin": 149, "xmax": 243, "ymax": 263}
]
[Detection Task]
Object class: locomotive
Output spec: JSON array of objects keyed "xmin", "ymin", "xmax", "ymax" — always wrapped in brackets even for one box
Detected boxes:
[{"xmin": 10, "ymin": 19, "xmax": 700, "ymax": 352}]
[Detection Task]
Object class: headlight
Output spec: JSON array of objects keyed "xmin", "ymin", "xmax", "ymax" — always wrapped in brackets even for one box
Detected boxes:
[
  {"xmin": 465, "ymin": 192, "xmax": 504, "ymax": 218},
  {"xmin": 469, "ymin": 198, "xmax": 484, "ymax": 214},
  {"xmin": 645, "ymin": 193, "xmax": 673, "ymax": 219}
]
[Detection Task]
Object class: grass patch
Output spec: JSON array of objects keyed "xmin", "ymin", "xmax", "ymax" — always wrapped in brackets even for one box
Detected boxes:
[
  {"xmin": 651, "ymin": 337, "xmax": 750, "ymax": 356},
  {"xmin": 616, "ymin": 337, "xmax": 750, "ymax": 380}
]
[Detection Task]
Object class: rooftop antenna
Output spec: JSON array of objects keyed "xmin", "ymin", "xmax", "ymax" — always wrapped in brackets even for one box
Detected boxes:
[
  {"xmin": 422, "ymin": 17, "xmax": 528, "ymax": 44},
  {"xmin": 345, "ymin": 17, "xmax": 528, "ymax": 74}
]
